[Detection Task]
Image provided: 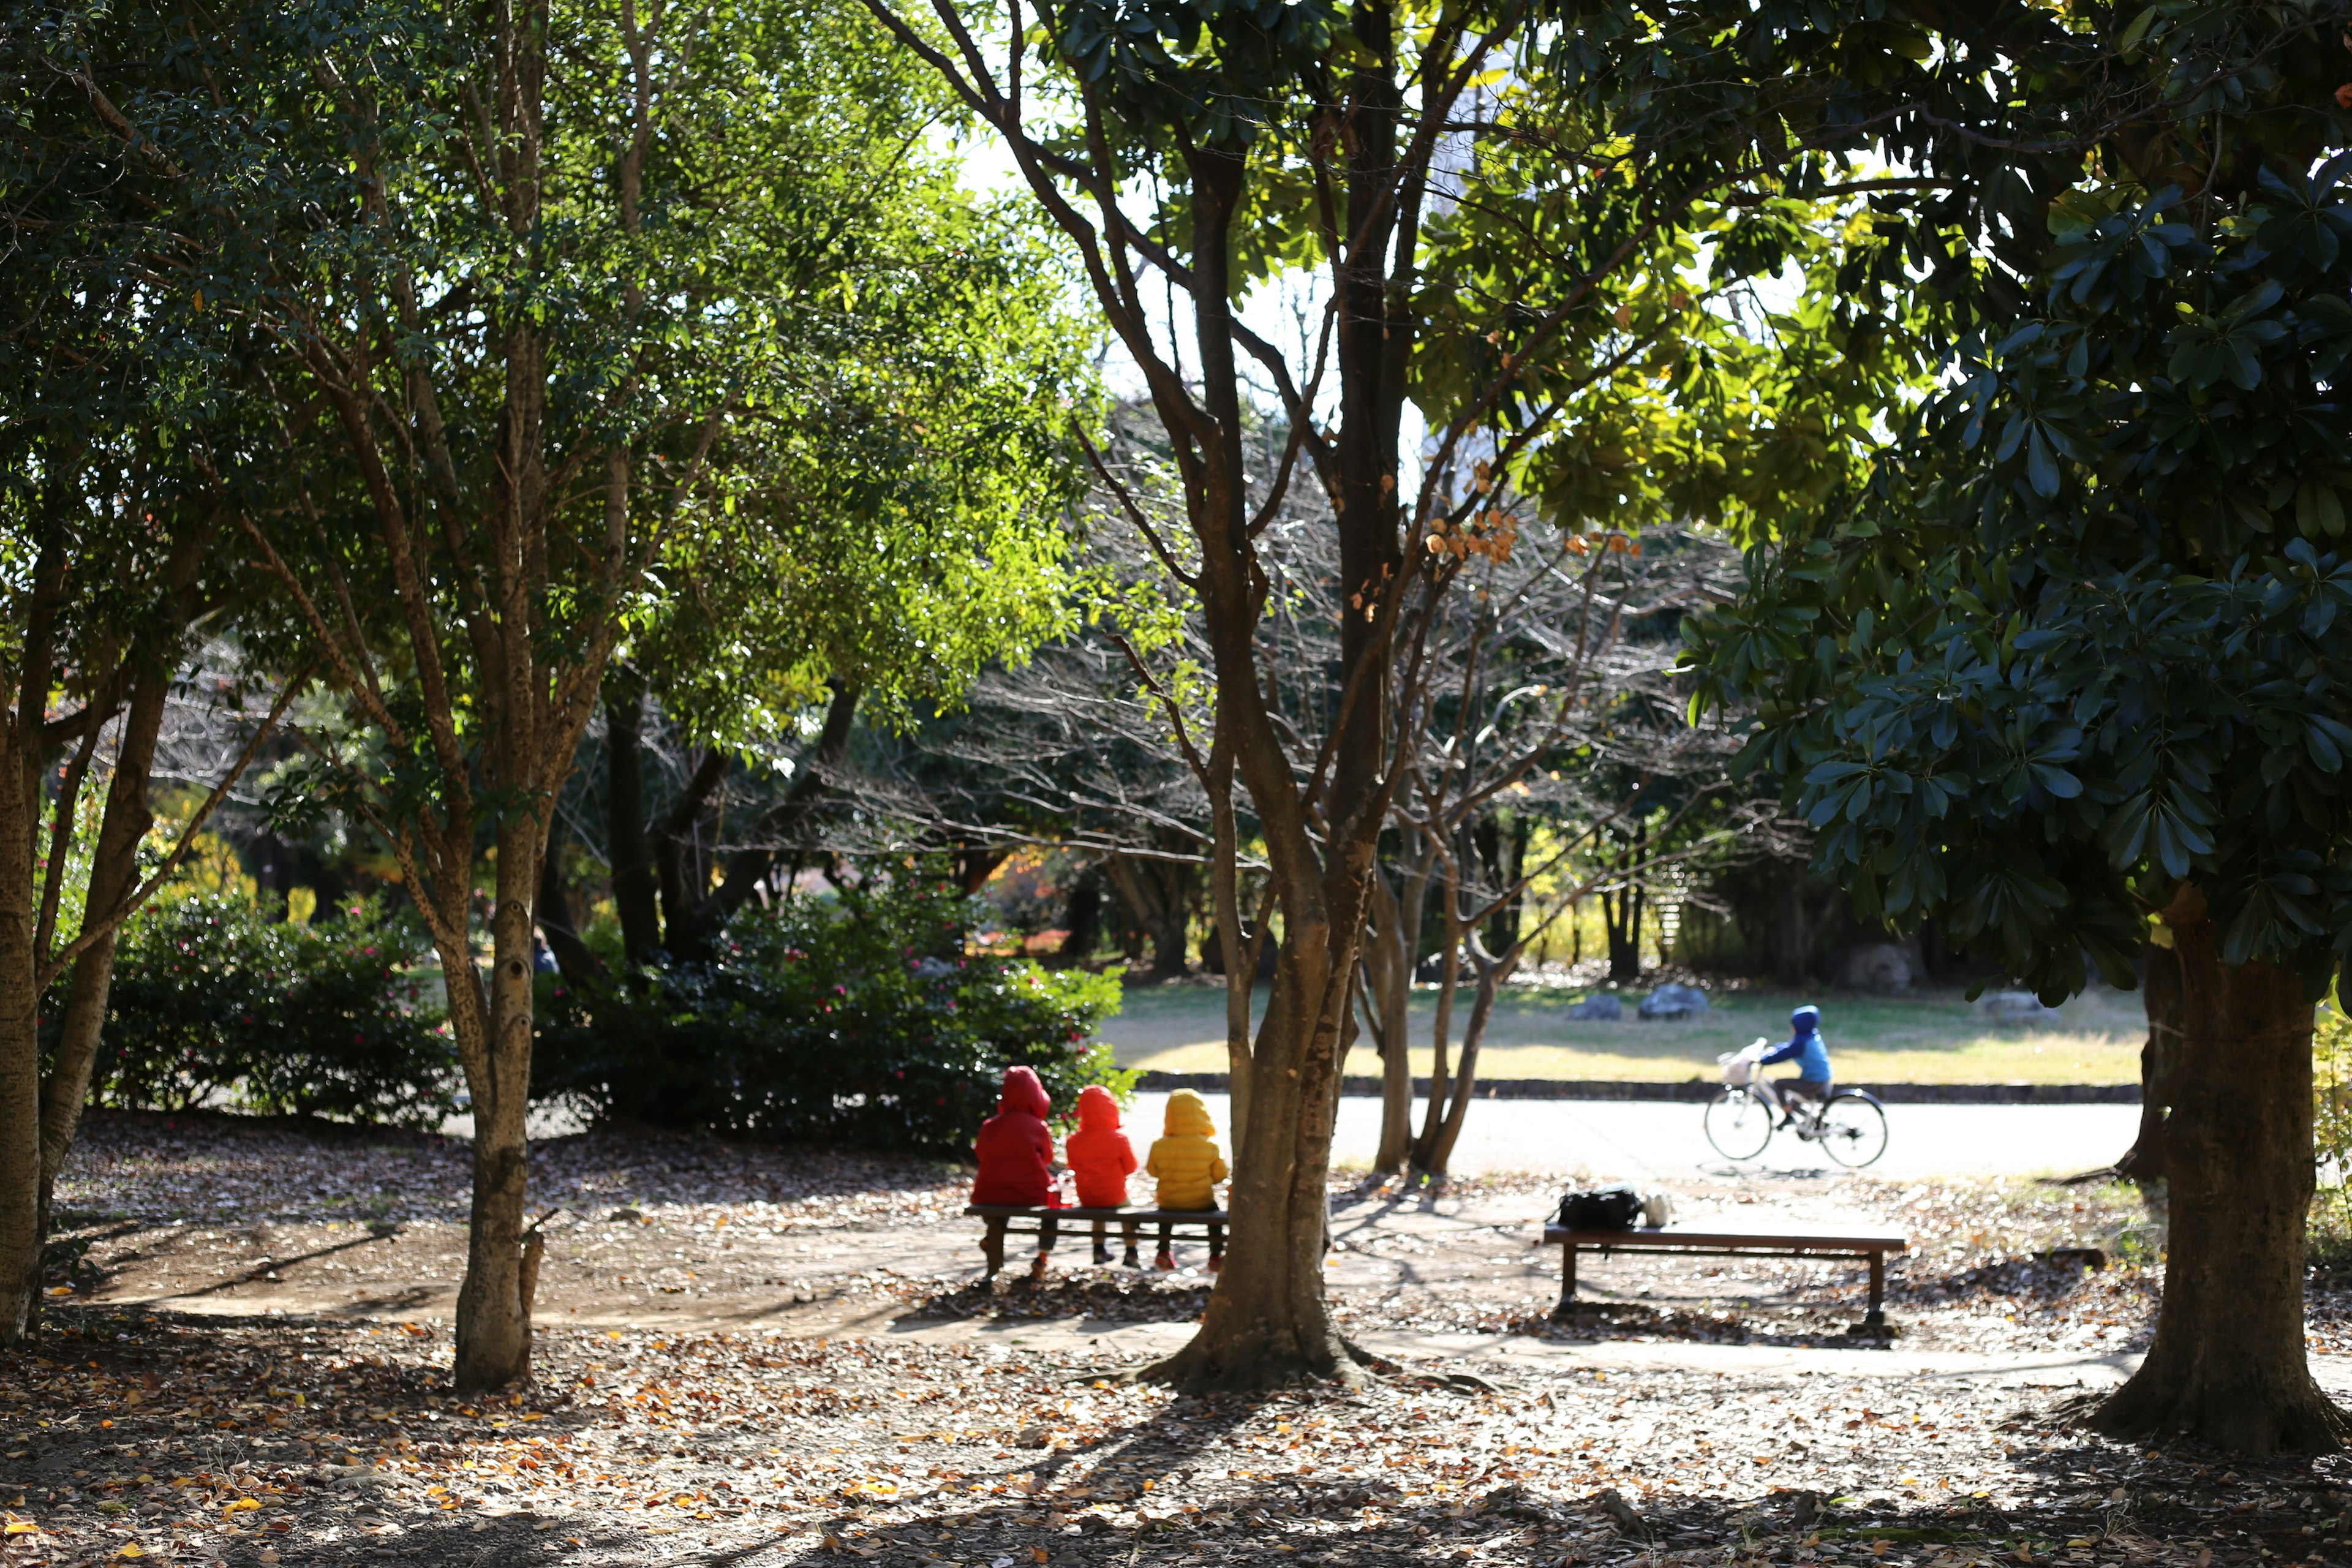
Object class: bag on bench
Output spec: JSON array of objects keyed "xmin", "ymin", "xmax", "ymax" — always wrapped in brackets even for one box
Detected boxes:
[{"xmin": 1555, "ymin": 1185, "xmax": 1643, "ymax": 1231}]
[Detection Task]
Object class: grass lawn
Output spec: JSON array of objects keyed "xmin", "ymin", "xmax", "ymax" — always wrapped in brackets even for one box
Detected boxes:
[{"xmin": 1099, "ymin": 979, "xmax": 2147, "ymax": 1084}]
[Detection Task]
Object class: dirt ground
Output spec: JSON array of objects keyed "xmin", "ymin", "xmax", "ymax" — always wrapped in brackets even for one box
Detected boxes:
[{"xmin": 8, "ymin": 1111, "xmax": 2352, "ymax": 1568}]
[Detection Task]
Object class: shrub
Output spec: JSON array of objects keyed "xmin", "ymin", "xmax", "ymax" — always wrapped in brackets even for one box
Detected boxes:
[
  {"xmin": 64, "ymin": 895, "xmax": 458, "ymax": 1128},
  {"xmin": 532, "ymin": 878, "xmax": 1130, "ymax": 1152}
]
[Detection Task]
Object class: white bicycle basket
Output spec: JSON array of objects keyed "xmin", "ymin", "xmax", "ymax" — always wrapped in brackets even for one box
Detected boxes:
[{"xmin": 1716, "ymin": 1038, "xmax": 1768, "ymax": 1087}]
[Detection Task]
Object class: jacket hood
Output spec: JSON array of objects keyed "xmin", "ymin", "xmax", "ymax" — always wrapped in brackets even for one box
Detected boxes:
[
  {"xmin": 1791, "ymin": 1005, "xmax": 1821, "ymax": 1035},
  {"xmin": 1164, "ymin": 1088, "xmax": 1216, "ymax": 1139},
  {"xmin": 1076, "ymin": 1084, "xmax": 1123, "ymax": 1130},
  {"xmin": 996, "ymin": 1066, "xmax": 1050, "ymax": 1120}
]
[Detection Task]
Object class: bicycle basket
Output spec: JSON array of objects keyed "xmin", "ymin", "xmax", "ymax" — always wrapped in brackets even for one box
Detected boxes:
[{"xmin": 1716, "ymin": 1038, "xmax": 1768, "ymax": 1087}]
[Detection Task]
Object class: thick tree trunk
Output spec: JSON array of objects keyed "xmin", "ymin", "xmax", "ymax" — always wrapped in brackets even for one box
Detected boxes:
[
  {"xmin": 1154, "ymin": 946, "xmax": 1360, "ymax": 1389},
  {"xmin": 0, "ymin": 722, "xmax": 43, "ymax": 1344},
  {"xmin": 1140, "ymin": 143, "xmax": 1377, "ymax": 1392},
  {"xmin": 2087, "ymin": 884, "xmax": 2348, "ymax": 1454},
  {"xmin": 604, "ymin": 679, "xmax": 661, "ymax": 969},
  {"xmin": 2114, "ymin": 938, "xmax": 2179, "ymax": 1185},
  {"xmin": 454, "ymin": 816, "xmax": 545, "ymax": 1389}
]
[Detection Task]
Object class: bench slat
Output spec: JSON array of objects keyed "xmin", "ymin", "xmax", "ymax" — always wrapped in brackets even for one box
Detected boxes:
[
  {"xmin": 966, "ymin": 1205, "xmax": 1229, "ymax": 1224},
  {"xmin": 1542, "ymin": 1226, "xmax": 1905, "ymax": 1251}
]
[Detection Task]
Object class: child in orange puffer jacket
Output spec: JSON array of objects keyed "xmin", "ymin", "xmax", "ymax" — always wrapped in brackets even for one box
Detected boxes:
[{"xmin": 1065, "ymin": 1085, "xmax": 1140, "ymax": 1267}]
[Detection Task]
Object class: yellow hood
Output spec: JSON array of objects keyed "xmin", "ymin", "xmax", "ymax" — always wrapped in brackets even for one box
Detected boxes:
[{"xmin": 1164, "ymin": 1088, "xmax": 1216, "ymax": 1139}]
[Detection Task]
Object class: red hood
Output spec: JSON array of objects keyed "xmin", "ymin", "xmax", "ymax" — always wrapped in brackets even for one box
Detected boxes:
[
  {"xmin": 1076, "ymin": 1084, "xmax": 1123, "ymax": 1131},
  {"xmin": 995, "ymin": 1066, "xmax": 1050, "ymax": 1120}
]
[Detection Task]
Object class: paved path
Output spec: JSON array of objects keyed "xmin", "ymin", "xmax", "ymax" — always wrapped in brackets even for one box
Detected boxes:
[{"xmin": 1127, "ymin": 1090, "xmax": 2141, "ymax": 1181}]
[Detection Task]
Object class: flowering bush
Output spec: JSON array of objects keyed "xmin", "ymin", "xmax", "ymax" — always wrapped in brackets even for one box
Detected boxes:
[
  {"xmin": 66, "ymin": 895, "xmax": 458, "ymax": 1128},
  {"xmin": 532, "ymin": 878, "xmax": 1129, "ymax": 1152}
]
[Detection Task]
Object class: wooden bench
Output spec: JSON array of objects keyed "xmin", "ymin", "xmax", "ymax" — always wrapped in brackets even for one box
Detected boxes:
[
  {"xmin": 965, "ymin": 1205, "xmax": 1229, "ymax": 1279},
  {"xmin": 1544, "ymin": 1225, "xmax": 1907, "ymax": 1329}
]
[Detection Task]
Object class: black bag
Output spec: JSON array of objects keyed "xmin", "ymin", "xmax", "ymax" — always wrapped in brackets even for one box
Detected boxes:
[{"xmin": 1556, "ymin": 1185, "xmax": 1643, "ymax": 1231}]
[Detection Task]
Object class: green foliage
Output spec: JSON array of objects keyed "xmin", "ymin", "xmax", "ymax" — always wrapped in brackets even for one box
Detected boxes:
[
  {"xmin": 2317, "ymin": 987, "xmax": 2352, "ymax": 1180},
  {"xmin": 532, "ymin": 877, "xmax": 1131, "ymax": 1152},
  {"xmin": 2316, "ymin": 989, "xmax": 2352, "ymax": 1269},
  {"xmin": 1683, "ymin": 3, "xmax": 2352, "ymax": 998},
  {"xmin": 64, "ymin": 897, "xmax": 456, "ymax": 1128}
]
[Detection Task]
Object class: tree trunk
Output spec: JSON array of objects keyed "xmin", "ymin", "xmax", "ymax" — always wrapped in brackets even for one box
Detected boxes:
[
  {"xmin": 2114, "ymin": 938, "xmax": 2179, "ymax": 1186},
  {"xmin": 32, "ymin": 658, "xmax": 170, "ymax": 1284},
  {"xmin": 0, "ymin": 720, "xmax": 43, "ymax": 1344},
  {"xmin": 604, "ymin": 679, "xmax": 661, "ymax": 969},
  {"xmin": 1418, "ymin": 950, "xmax": 1511, "ymax": 1178},
  {"xmin": 1409, "ymin": 906, "xmax": 1463, "ymax": 1175},
  {"xmin": 956, "ymin": 846, "xmax": 1007, "ymax": 895},
  {"xmin": 1604, "ymin": 831, "xmax": 1646, "ymax": 984},
  {"xmin": 653, "ymin": 747, "xmax": 728, "ymax": 951},
  {"xmin": 453, "ymin": 813, "xmax": 545, "ymax": 1389},
  {"xmin": 1052, "ymin": 867, "xmax": 1103, "ymax": 967},
  {"xmin": 536, "ymin": 813, "xmax": 603, "ymax": 987},
  {"xmin": 1772, "ymin": 858, "xmax": 1811, "ymax": 987},
  {"xmin": 2087, "ymin": 884, "xmax": 2348, "ymax": 1454},
  {"xmin": 1362, "ymin": 869, "xmax": 1415, "ymax": 1176},
  {"xmin": 1140, "ymin": 145, "xmax": 1374, "ymax": 1391},
  {"xmin": 663, "ymin": 679, "xmax": 860, "ymax": 960},
  {"xmin": 1106, "ymin": 853, "xmax": 1196, "ymax": 981}
]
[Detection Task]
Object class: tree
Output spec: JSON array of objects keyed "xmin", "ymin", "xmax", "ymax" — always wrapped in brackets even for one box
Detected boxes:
[
  {"xmin": 97, "ymin": 0, "xmax": 1075, "ymax": 1386},
  {"xmin": 0, "ymin": 6, "xmax": 298, "ymax": 1339},
  {"xmin": 591, "ymin": 191, "xmax": 1094, "ymax": 969},
  {"xmin": 860, "ymin": 0, "xmax": 1956, "ymax": 1384},
  {"xmin": 1690, "ymin": 4, "xmax": 2352, "ymax": 1453}
]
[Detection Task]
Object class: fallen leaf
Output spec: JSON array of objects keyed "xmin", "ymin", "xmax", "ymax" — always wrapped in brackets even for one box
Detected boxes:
[{"xmin": 1032, "ymin": 1550, "xmax": 1049, "ymax": 1564}]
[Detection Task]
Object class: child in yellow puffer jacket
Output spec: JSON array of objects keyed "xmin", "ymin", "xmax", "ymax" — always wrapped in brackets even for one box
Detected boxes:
[{"xmin": 1145, "ymin": 1088, "xmax": 1228, "ymax": 1273}]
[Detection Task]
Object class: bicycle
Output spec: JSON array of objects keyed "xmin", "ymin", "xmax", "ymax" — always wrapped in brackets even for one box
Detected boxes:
[{"xmin": 1705, "ymin": 1039, "xmax": 1888, "ymax": 1167}]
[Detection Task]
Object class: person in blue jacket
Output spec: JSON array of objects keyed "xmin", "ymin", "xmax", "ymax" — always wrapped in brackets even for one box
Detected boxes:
[{"xmin": 1760, "ymin": 1004, "xmax": 1832, "ymax": 1126}]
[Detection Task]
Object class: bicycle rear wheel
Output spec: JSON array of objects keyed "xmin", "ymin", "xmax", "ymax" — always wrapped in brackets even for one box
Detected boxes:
[
  {"xmin": 1704, "ymin": 1087, "xmax": 1774, "ymax": 1161},
  {"xmin": 1817, "ymin": 1092, "xmax": 1889, "ymax": 1168}
]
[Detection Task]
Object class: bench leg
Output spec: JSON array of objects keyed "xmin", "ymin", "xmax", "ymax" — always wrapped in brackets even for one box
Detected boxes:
[
  {"xmin": 981, "ymin": 1217, "xmax": 1007, "ymax": 1280},
  {"xmin": 1551, "ymin": 1244, "xmax": 1578, "ymax": 1317},
  {"xmin": 1863, "ymin": 1250, "xmax": 1885, "ymax": 1328}
]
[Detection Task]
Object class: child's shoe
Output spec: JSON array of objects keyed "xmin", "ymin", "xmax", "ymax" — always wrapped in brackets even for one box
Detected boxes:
[
  {"xmin": 1121, "ymin": 1248, "xmax": 1140, "ymax": 1269},
  {"xmin": 1207, "ymin": 1256, "xmax": 1223, "ymax": 1275},
  {"xmin": 1154, "ymin": 1251, "xmax": 1177, "ymax": 1272},
  {"xmin": 1091, "ymin": 1241, "xmax": 1112, "ymax": 1266},
  {"xmin": 1028, "ymin": 1253, "xmax": 1050, "ymax": 1283}
]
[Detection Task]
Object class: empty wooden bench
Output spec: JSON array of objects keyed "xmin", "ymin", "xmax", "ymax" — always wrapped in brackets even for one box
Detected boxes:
[
  {"xmin": 1544, "ymin": 1225, "xmax": 1907, "ymax": 1329},
  {"xmin": 965, "ymin": 1205, "xmax": 1229, "ymax": 1279}
]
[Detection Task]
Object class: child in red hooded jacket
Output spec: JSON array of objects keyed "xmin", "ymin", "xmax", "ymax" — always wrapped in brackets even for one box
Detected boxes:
[
  {"xmin": 972, "ymin": 1066, "xmax": 1058, "ymax": 1280},
  {"xmin": 1065, "ymin": 1085, "xmax": 1140, "ymax": 1267}
]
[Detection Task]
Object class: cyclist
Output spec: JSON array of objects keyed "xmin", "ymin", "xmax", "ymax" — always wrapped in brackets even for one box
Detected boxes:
[{"xmin": 1758, "ymin": 1003, "xmax": 1833, "ymax": 1128}]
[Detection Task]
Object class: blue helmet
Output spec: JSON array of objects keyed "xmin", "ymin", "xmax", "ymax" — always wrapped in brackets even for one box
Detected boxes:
[{"xmin": 1791, "ymin": 1005, "xmax": 1821, "ymax": 1034}]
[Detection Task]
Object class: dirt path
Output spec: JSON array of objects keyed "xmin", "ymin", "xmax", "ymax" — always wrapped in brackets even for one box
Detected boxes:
[{"xmin": 14, "ymin": 1112, "xmax": 2352, "ymax": 1568}]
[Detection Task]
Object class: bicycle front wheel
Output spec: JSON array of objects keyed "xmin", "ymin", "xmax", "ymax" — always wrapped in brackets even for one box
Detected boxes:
[
  {"xmin": 1704, "ymin": 1087, "xmax": 1774, "ymax": 1161},
  {"xmin": 1817, "ymin": 1092, "xmax": 1889, "ymax": 1168}
]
